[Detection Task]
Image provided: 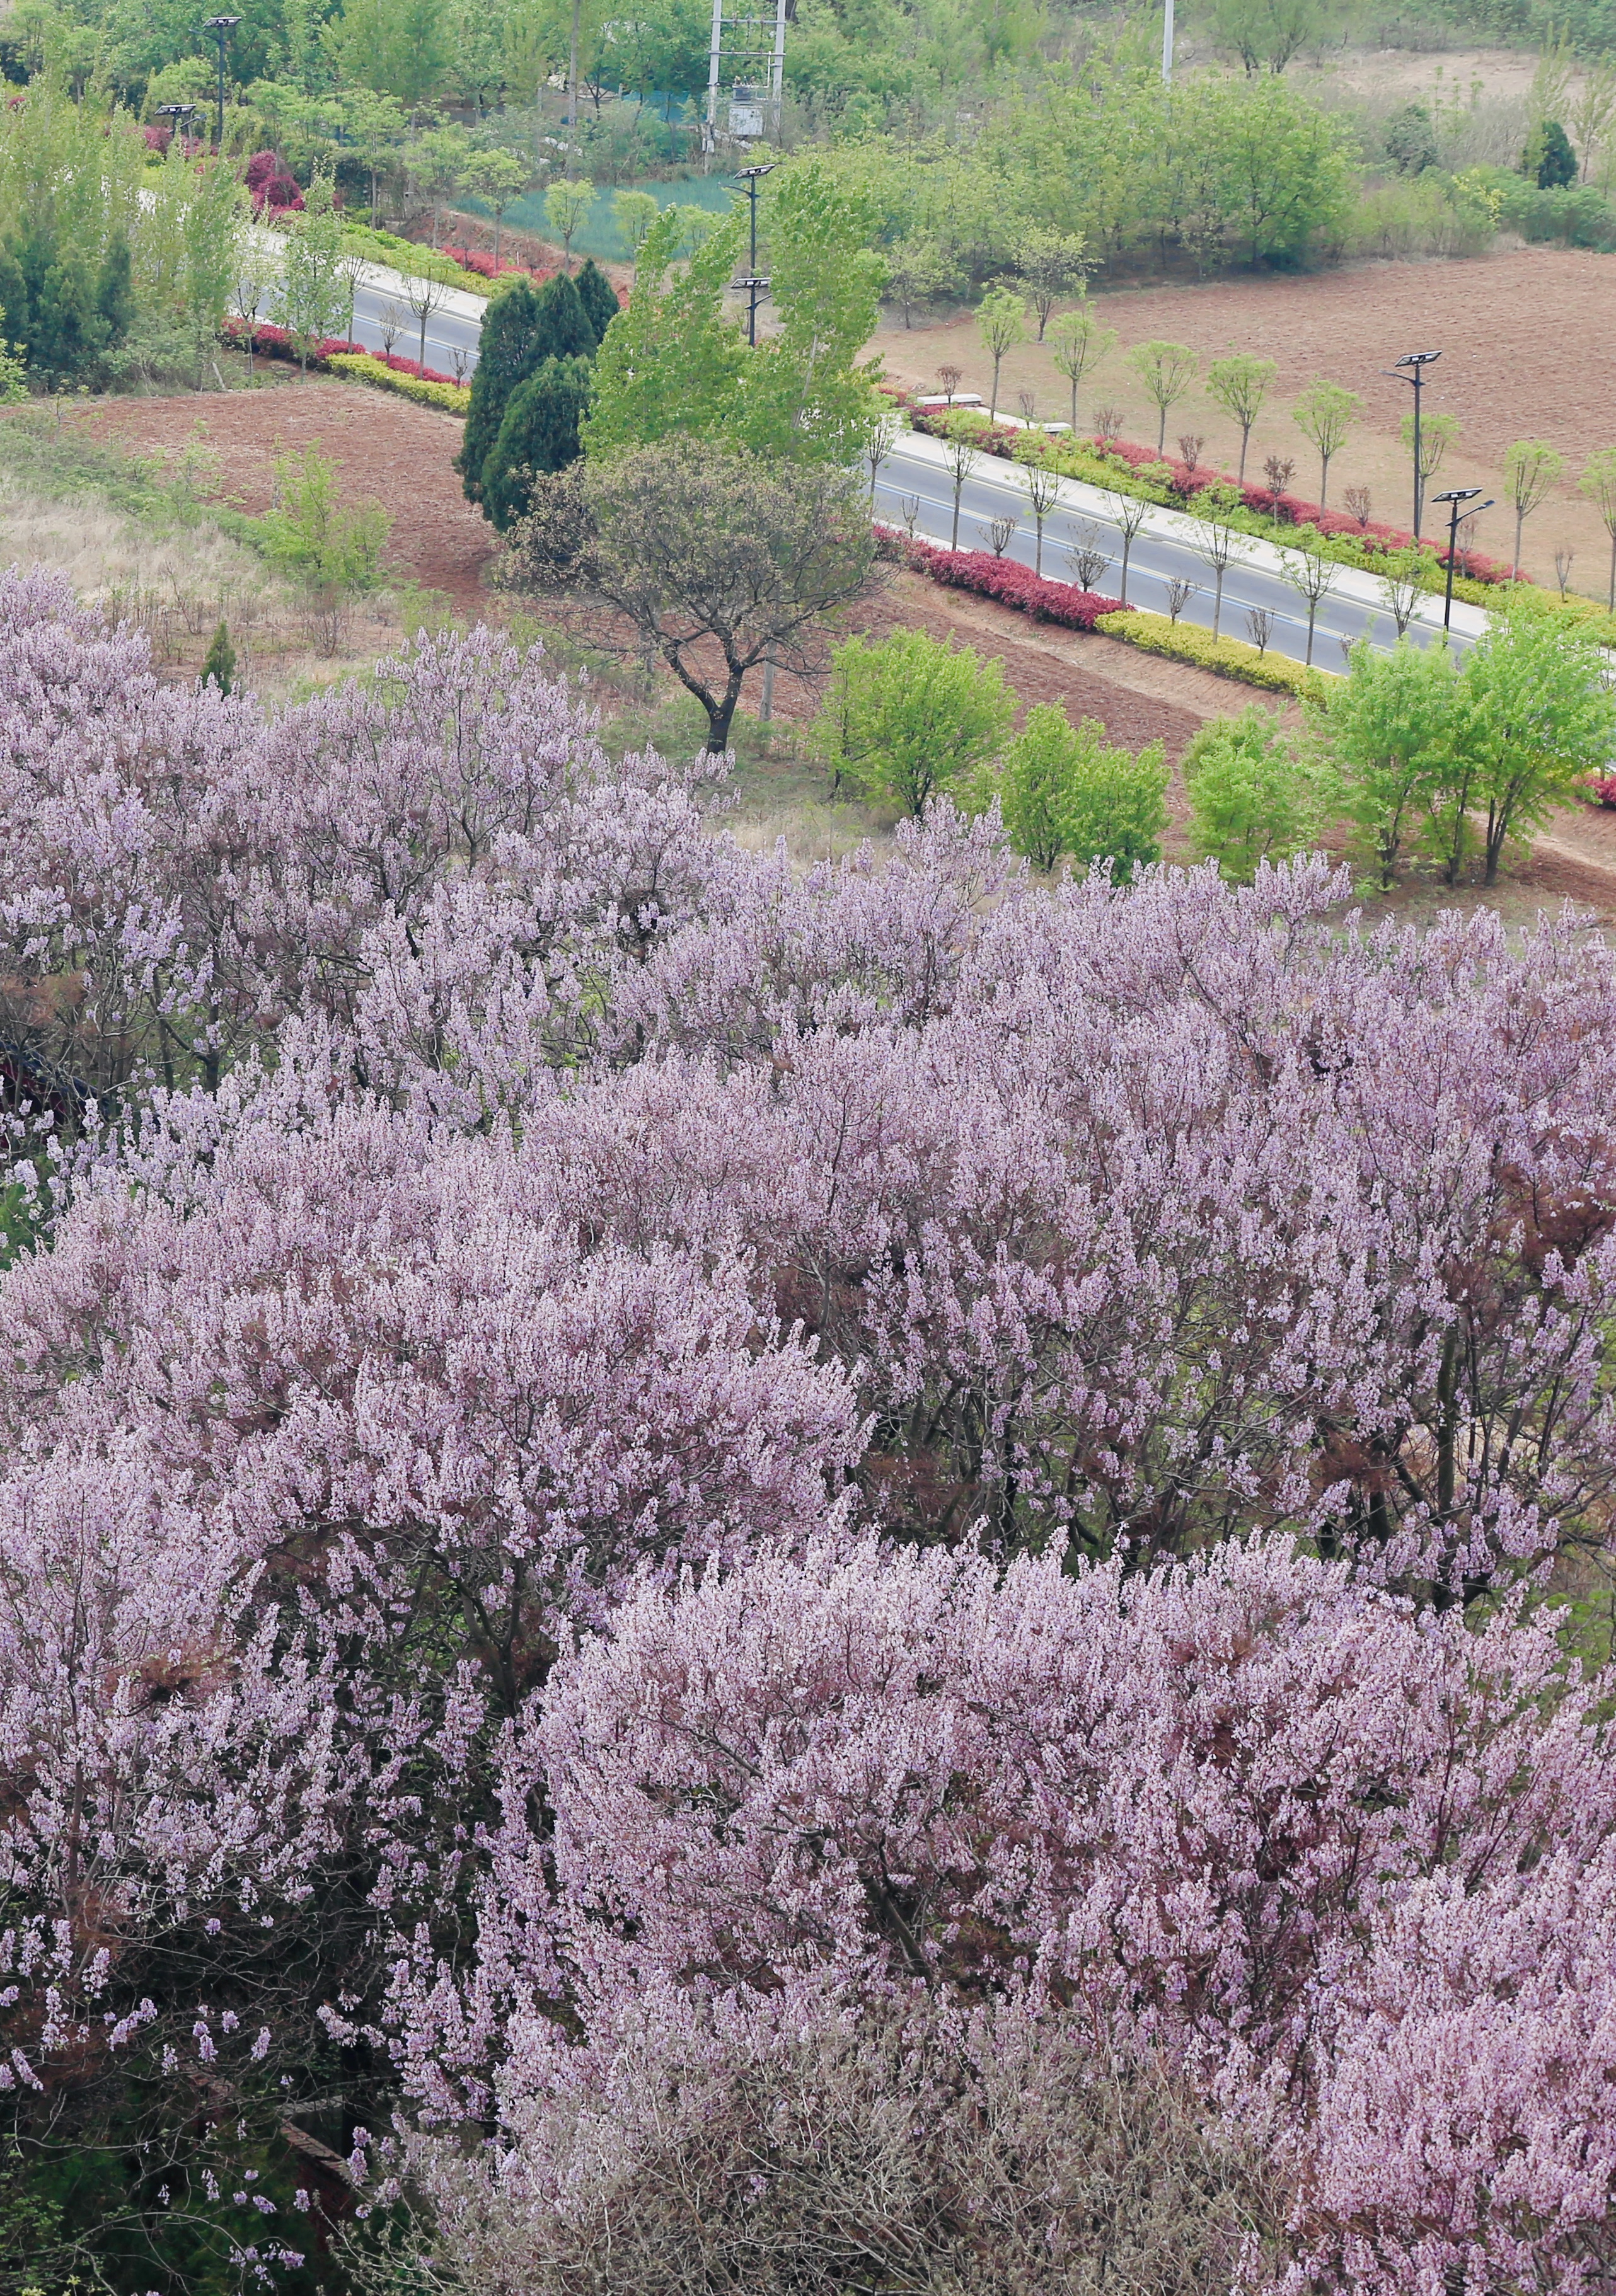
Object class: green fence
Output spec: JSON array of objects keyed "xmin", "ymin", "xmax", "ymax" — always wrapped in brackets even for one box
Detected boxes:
[{"xmin": 459, "ymin": 173, "xmax": 742, "ymax": 264}]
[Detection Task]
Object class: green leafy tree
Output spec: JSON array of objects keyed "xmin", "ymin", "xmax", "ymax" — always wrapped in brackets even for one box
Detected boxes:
[
  {"xmin": 1317, "ymin": 636, "xmax": 1457, "ymax": 888},
  {"xmin": 1502, "ymin": 437, "xmax": 1564, "ymax": 578},
  {"xmin": 276, "ymin": 183, "xmax": 348, "ymax": 372},
  {"xmin": 1527, "ymin": 117, "xmax": 1579, "ymax": 187},
  {"xmin": 1126, "ymin": 338, "xmax": 1198, "ymax": 457},
  {"xmin": 323, "ymin": 0, "xmax": 453, "ymax": 106},
  {"xmin": 976, "ymin": 283, "xmax": 1026, "ymax": 422},
  {"xmin": 481, "ymin": 353, "xmax": 593, "ymax": 532},
  {"xmin": 1400, "ymin": 407, "xmax": 1459, "ymax": 497},
  {"xmin": 584, "ymin": 202, "xmax": 749, "ymax": 457},
  {"xmin": 613, "ymin": 189, "xmax": 661, "ymax": 256},
  {"xmin": 1210, "ymin": 0, "xmax": 1320, "ymax": 75},
  {"xmin": 1290, "ymin": 377, "xmax": 1359, "ymax": 508},
  {"xmin": 574, "ymin": 255, "xmax": 620, "ymax": 344},
  {"xmin": 456, "ymin": 149, "xmax": 531, "ymax": 270},
  {"xmin": 814, "ymin": 628, "xmax": 1015, "ymax": 815},
  {"xmin": 1013, "ymin": 228, "xmax": 1088, "ymax": 340},
  {"xmin": 999, "ymin": 703, "xmax": 1167, "ymax": 876},
  {"xmin": 1450, "ymin": 603, "xmax": 1616, "ymax": 885},
  {"xmin": 545, "ymin": 177, "xmax": 596, "ymax": 268},
  {"xmin": 260, "ymin": 447, "xmax": 392, "ymax": 651},
  {"xmin": 0, "ymin": 221, "xmax": 132, "ymax": 387},
  {"xmin": 886, "ymin": 237, "xmax": 961, "ymax": 327},
  {"xmin": 1184, "ymin": 704, "xmax": 1330, "ymax": 881},
  {"xmin": 1579, "ymin": 446, "xmax": 1616, "ymax": 611},
  {"xmin": 1205, "ymin": 353, "xmax": 1275, "ymax": 483},
  {"xmin": 1047, "ymin": 303, "xmax": 1115, "ymax": 433},
  {"xmin": 503, "ymin": 443, "xmax": 877, "ymax": 754}
]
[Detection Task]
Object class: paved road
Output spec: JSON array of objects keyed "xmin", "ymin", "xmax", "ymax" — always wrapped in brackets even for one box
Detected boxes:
[
  {"xmin": 313, "ymin": 246, "xmax": 1494, "ymax": 671},
  {"xmin": 875, "ymin": 430, "xmax": 1489, "ymax": 671}
]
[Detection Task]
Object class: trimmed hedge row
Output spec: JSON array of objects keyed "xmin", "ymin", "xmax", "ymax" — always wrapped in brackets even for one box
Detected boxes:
[
  {"xmin": 896, "ymin": 394, "xmax": 1520, "ymax": 597},
  {"xmin": 878, "ymin": 526, "xmax": 1123, "ymax": 628},
  {"xmin": 221, "ymin": 321, "xmax": 469, "ymax": 412},
  {"xmin": 325, "ymin": 353, "xmax": 470, "ymax": 415},
  {"xmin": 1095, "ymin": 610, "xmax": 1332, "ymax": 698}
]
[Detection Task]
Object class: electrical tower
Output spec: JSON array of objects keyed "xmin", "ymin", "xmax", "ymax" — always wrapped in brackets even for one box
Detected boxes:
[{"xmin": 703, "ymin": 0, "xmax": 787, "ymax": 156}]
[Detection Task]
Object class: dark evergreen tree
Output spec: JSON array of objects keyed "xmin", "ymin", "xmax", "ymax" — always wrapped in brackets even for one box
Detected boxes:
[
  {"xmin": 574, "ymin": 256, "xmax": 621, "ymax": 346},
  {"xmin": 202, "ymin": 620, "xmax": 236, "ymax": 695},
  {"xmin": 1529, "ymin": 118, "xmax": 1579, "ymax": 188},
  {"xmin": 481, "ymin": 354, "xmax": 593, "ymax": 532},
  {"xmin": 458, "ymin": 271, "xmax": 597, "ymax": 508},
  {"xmin": 0, "ymin": 222, "xmax": 129, "ymax": 387}
]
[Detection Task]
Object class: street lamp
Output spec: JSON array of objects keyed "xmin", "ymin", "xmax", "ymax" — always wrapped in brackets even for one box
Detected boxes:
[
  {"xmin": 1382, "ymin": 350, "xmax": 1441, "ymax": 539},
  {"xmin": 1431, "ymin": 486, "xmax": 1496, "ymax": 631},
  {"xmin": 202, "ymin": 18, "xmax": 241, "ymax": 154},
  {"xmin": 154, "ymin": 101, "xmax": 197, "ymax": 154},
  {"xmin": 730, "ymin": 271, "xmax": 770, "ymax": 347},
  {"xmin": 736, "ymin": 161, "xmax": 774, "ymax": 274}
]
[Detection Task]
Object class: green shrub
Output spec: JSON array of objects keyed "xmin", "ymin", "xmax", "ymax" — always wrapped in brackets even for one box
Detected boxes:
[
  {"xmin": 325, "ymin": 351, "xmax": 470, "ymax": 415},
  {"xmin": 998, "ymin": 703, "xmax": 1167, "ymax": 877},
  {"xmin": 1182, "ymin": 706, "xmax": 1335, "ymax": 881},
  {"xmin": 1096, "ymin": 610, "xmax": 1330, "ymax": 698},
  {"xmin": 815, "ymin": 628, "xmax": 1015, "ymax": 815},
  {"xmin": 458, "ymin": 271, "xmax": 596, "ymax": 512}
]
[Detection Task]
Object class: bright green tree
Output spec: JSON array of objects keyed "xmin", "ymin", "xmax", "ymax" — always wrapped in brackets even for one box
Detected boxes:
[
  {"xmin": 1013, "ymin": 229, "xmax": 1088, "ymax": 341},
  {"xmin": 1205, "ymin": 353, "xmax": 1276, "ymax": 483},
  {"xmin": 260, "ymin": 447, "xmax": 392, "ymax": 650},
  {"xmin": 1502, "ymin": 437, "xmax": 1564, "ymax": 579},
  {"xmin": 583, "ymin": 202, "xmax": 749, "ymax": 457},
  {"xmin": 1579, "ymin": 446, "xmax": 1616, "ymax": 611},
  {"xmin": 1451, "ymin": 602, "xmax": 1616, "ymax": 885},
  {"xmin": 1046, "ymin": 303, "xmax": 1116, "ymax": 434},
  {"xmin": 481, "ymin": 354, "xmax": 593, "ymax": 532},
  {"xmin": 1291, "ymin": 377, "xmax": 1360, "ymax": 508},
  {"xmin": 456, "ymin": 149, "xmax": 531, "ymax": 270},
  {"xmin": 1317, "ymin": 636, "xmax": 1457, "ymax": 888},
  {"xmin": 1184, "ymin": 705, "xmax": 1332, "ymax": 881},
  {"xmin": 613, "ymin": 190, "xmax": 660, "ymax": 257},
  {"xmin": 816, "ymin": 629, "xmax": 1015, "ymax": 816},
  {"xmin": 976, "ymin": 283, "xmax": 1026, "ymax": 422},
  {"xmin": 324, "ymin": 0, "xmax": 453, "ymax": 106},
  {"xmin": 276, "ymin": 182, "xmax": 349, "ymax": 372},
  {"xmin": 545, "ymin": 177, "xmax": 596, "ymax": 268},
  {"xmin": 1000, "ymin": 703, "xmax": 1167, "ymax": 876},
  {"xmin": 741, "ymin": 159, "xmax": 886, "ymax": 462},
  {"xmin": 1126, "ymin": 338, "xmax": 1199, "ymax": 458}
]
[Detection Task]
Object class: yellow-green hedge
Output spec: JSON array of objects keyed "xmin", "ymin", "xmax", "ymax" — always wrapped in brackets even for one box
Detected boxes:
[
  {"xmin": 325, "ymin": 353, "xmax": 470, "ymax": 416},
  {"xmin": 1097, "ymin": 611, "xmax": 1334, "ymax": 698}
]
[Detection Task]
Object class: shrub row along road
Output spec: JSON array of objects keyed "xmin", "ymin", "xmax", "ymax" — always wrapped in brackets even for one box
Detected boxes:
[
  {"xmin": 335, "ymin": 250, "xmax": 1489, "ymax": 669},
  {"xmin": 874, "ymin": 430, "xmax": 1489, "ymax": 669}
]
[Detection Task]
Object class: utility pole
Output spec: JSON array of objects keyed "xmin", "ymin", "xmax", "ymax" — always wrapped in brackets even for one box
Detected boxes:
[
  {"xmin": 731, "ymin": 272, "xmax": 770, "ymax": 347},
  {"xmin": 567, "ymin": 0, "xmax": 581, "ymax": 176},
  {"xmin": 737, "ymin": 161, "xmax": 773, "ymax": 272},
  {"xmin": 1162, "ymin": 0, "xmax": 1174, "ymax": 82},
  {"xmin": 202, "ymin": 16, "xmax": 240, "ymax": 154}
]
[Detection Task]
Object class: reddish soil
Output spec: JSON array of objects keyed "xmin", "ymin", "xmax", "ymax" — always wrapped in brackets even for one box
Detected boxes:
[{"xmin": 86, "ymin": 381, "xmax": 497, "ymax": 614}]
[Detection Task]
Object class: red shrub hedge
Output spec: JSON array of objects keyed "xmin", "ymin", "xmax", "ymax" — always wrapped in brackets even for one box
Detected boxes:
[
  {"xmin": 906, "ymin": 406, "xmax": 1513, "ymax": 585},
  {"xmin": 877, "ymin": 526, "xmax": 1123, "ymax": 630},
  {"xmin": 220, "ymin": 318, "xmax": 459, "ymax": 388}
]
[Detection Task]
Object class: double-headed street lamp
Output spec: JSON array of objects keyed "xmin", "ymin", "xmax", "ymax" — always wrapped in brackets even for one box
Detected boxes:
[
  {"xmin": 1431, "ymin": 485, "xmax": 1496, "ymax": 630},
  {"xmin": 1383, "ymin": 350, "xmax": 1441, "ymax": 538},
  {"xmin": 731, "ymin": 272, "xmax": 770, "ymax": 348},
  {"xmin": 154, "ymin": 101, "xmax": 197, "ymax": 152},
  {"xmin": 202, "ymin": 16, "xmax": 241, "ymax": 154},
  {"xmin": 736, "ymin": 161, "xmax": 775, "ymax": 273}
]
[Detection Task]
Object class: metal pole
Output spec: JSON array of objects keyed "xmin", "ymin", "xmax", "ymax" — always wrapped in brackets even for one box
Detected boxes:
[
  {"xmin": 567, "ymin": 0, "xmax": 581, "ymax": 175},
  {"xmin": 1411, "ymin": 364, "xmax": 1423, "ymax": 539},
  {"xmin": 749, "ymin": 174, "xmax": 758, "ymax": 271},
  {"xmin": 1443, "ymin": 491, "xmax": 1459, "ymax": 627},
  {"xmin": 216, "ymin": 34, "xmax": 226, "ymax": 150},
  {"xmin": 705, "ymin": 0, "xmax": 724, "ymax": 161},
  {"xmin": 1162, "ymin": 0, "xmax": 1174, "ymax": 82}
]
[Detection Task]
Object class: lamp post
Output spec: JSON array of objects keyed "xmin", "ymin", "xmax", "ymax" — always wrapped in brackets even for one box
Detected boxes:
[
  {"xmin": 736, "ymin": 160, "xmax": 774, "ymax": 273},
  {"xmin": 154, "ymin": 101, "xmax": 197, "ymax": 154},
  {"xmin": 1431, "ymin": 485, "xmax": 1496, "ymax": 631},
  {"xmin": 1382, "ymin": 350, "xmax": 1441, "ymax": 539},
  {"xmin": 202, "ymin": 17, "xmax": 240, "ymax": 153},
  {"xmin": 730, "ymin": 270, "xmax": 769, "ymax": 348}
]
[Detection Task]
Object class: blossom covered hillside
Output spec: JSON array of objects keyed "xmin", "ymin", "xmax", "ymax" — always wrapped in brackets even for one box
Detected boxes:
[{"xmin": 2, "ymin": 565, "xmax": 1616, "ymax": 2289}]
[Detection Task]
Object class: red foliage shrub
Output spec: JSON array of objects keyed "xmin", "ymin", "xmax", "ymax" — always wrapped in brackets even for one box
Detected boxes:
[
  {"xmin": 219, "ymin": 317, "xmax": 459, "ymax": 387},
  {"xmin": 878, "ymin": 525, "xmax": 1123, "ymax": 629},
  {"xmin": 908, "ymin": 408, "xmax": 1515, "ymax": 585},
  {"xmin": 1584, "ymin": 774, "xmax": 1616, "ymax": 808},
  {"xmin": 245, "ymin": 149, "xmax": 303, "ymax": 214}
]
